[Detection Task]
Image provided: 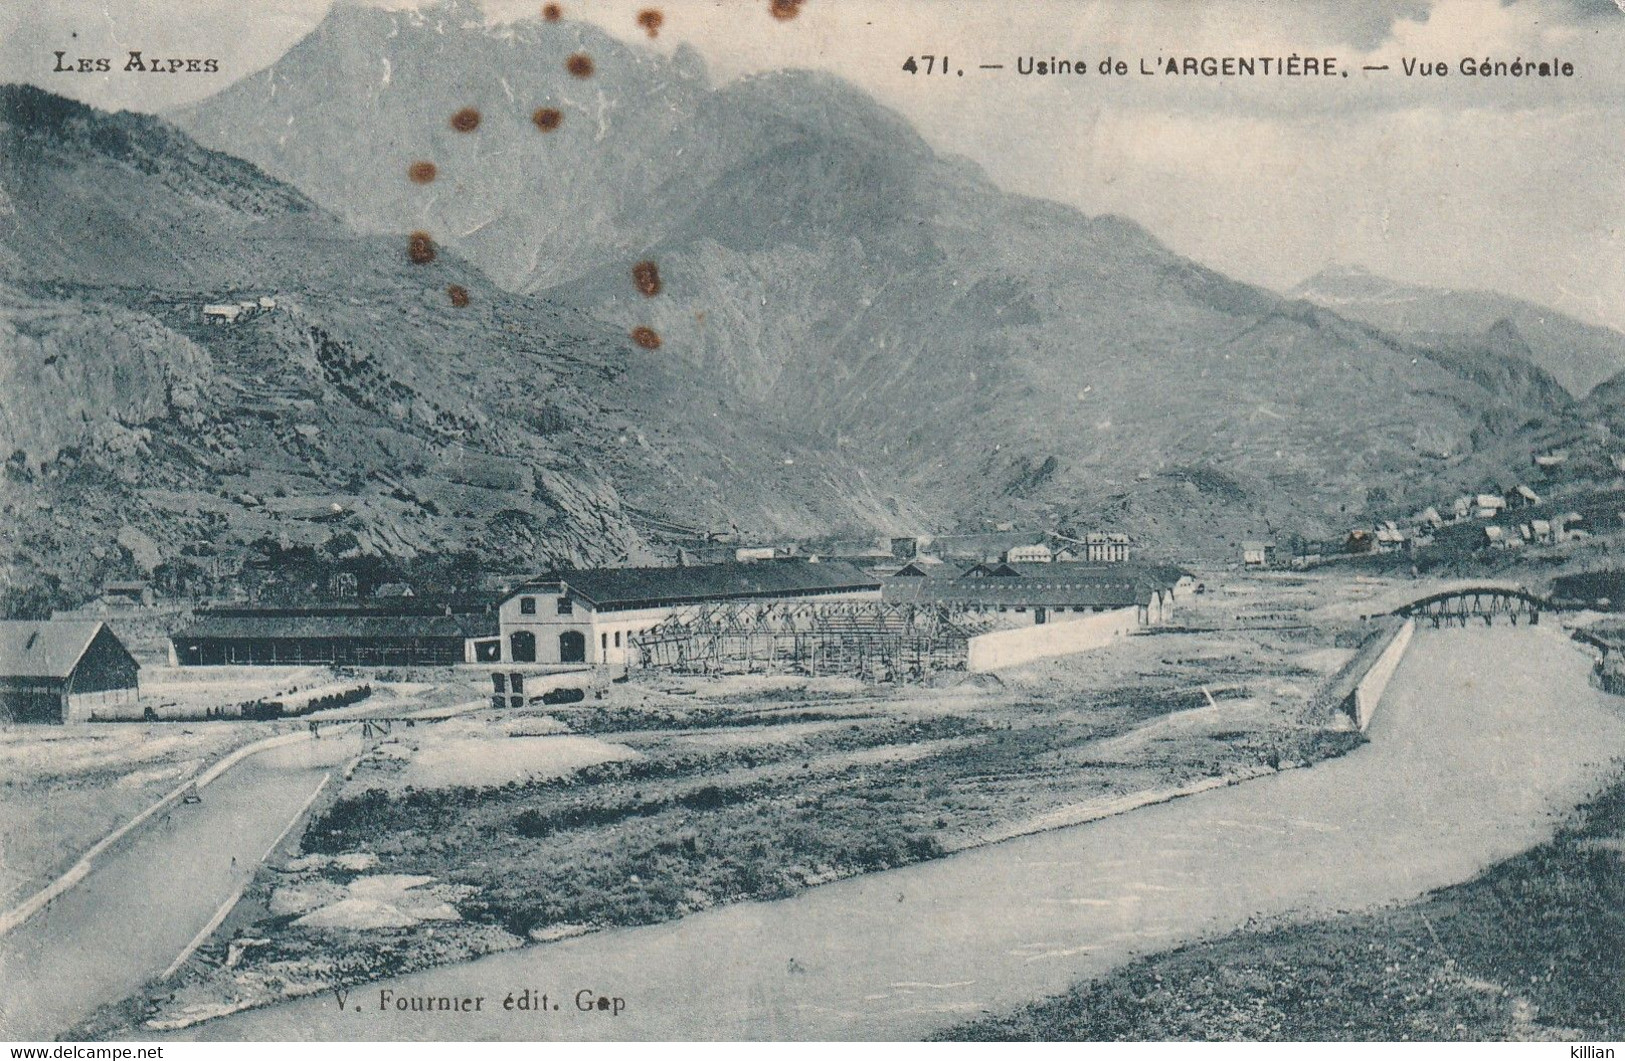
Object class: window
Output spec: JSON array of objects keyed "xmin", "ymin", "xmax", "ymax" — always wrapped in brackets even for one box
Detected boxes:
[
  {"xmin": 614, "ymin": 632, "xmax": 621, "ymax": 648},
  {"xmin": 601, "ymin": 633, "xmax": 609, "ymax": 651},
  {"xmin": 520, "ymin": 597, "xmax": 537, "ymax": 615},
  {"xmin": 556, "ymin": 596, "xmax": 573, "ymax": 616},
  {"xmin": 493, "ymin": 673, "xmax": 507, "ymax": 693}
]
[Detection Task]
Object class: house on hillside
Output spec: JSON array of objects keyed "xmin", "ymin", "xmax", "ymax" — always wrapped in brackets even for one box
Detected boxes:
[
  {"xmin": 1241, "ymin": 541, "xmax": 1276, "ymax": 567},
  {"xmin": 202, "ymin": 303, "xmax": 242, "ymax": 324},
  {"xmin": 0, "ymin": 621, "xmax": 140, "ymax": 723},
  {"xmin": 1373, "ymin": 523, "xmax": 1408, "ymax": 554},
  {"xmin": 1507, "ymin": 484, "xmax": 1542, "ymax": 510},
  {"xmin": 1084, "ymin": 532, "xmax": 1132, "ymax": 563},
  {"xmin": 1534, "ymin": 450, "xmax": 1569, "ymax": 470},
  {"xmin": 1004, "ymin": 544, "xmax": 1053, "ymax": 563},
  {"xmin": 1475, "ymin": 494, "xmax": 1507, "ymax": 520},
  {"xmin": 101, "ymin": 580, "xmax": 155, "ymax": 608},
  {"xmin": 1483, "ymin": 525, "xmax": 1510, "ymax": 549},
  {"xmin": 1452, "ymin": 496, "xmax": 1474, "ymax": 521}
]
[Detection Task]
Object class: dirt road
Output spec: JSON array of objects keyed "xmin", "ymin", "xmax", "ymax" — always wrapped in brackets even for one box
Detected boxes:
[
  {"xmin": 0, "ymin": 734, "xmax": 361, "ymax": 1040},
  {"xmin": 151, "ymin": 627, "xmax": 1625, "ymax": 1040}
]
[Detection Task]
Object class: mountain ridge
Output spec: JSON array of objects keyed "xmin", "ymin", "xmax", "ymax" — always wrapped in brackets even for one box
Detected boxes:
[{"xmin": 1290, "ymin": 264, "xmax": 1625, "ymax": 397}]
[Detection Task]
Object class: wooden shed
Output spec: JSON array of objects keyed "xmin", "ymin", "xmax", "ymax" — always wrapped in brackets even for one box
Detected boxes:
[{"xmin": 0, "ymin": 621, "xmax": 141, "ymax": 723}]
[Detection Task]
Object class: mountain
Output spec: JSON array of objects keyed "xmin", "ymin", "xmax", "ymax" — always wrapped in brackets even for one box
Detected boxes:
[
  {"xmin": 1290, "ymin": 265, "xmax": 1625, "ymax": 398},
  {"xmin": 164, "ymin": 0, "xmax": 1576, "ymax": 558},
  {"xmin": 0, "ymin": 83, "xmax": 912, "ymax": 606}
]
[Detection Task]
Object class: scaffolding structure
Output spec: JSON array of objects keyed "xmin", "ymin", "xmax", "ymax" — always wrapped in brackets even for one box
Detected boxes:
[{"xmin": 628, "ymin": 599, "xmax": 986, "ymax": 682}]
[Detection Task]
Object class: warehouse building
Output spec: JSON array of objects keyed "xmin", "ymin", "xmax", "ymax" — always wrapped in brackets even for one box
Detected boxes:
[
  {"xmin": 0, "ymin": 620, "xmax": 141, "ymax": 723},
  {"xmin": 498, "ymin": 561, "xmax": 881, "ymax": 666},
  {"xmin": 171, "ymin": 605, "xmax": 500, "ymax": 666},
  {"xmin": 883, "ymin": 564, "xmax": 1179, "ymax": 627}
]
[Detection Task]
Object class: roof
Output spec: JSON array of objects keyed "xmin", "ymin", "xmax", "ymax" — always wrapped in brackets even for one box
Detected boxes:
[
  {"xmin": 891, "ymin": 560, "xmax": 957, "ymax": 578},
  {"xmin": 0, "ymin": 621, "xmax": 124, "ymax": 680},
  {"xmin": 514, "ymin": 561, "xmax": 880, "ymax": 610},
  {"xmin": 1241, "ymin": 541, "xmax": 1275, "ymax": 551},
  {"xmin": 175, "ymin": 612, "xmax": 496, "ymax": 641},
  {"xmin": 884, "ymin": 563, "xmax": 1180, "ymax": 609},
  {"xmin": 884, "ymin": 577, "xmax": 1159, "ymax": 609},
  {"xmin": 929, "ymin": 531, "xmax": 1051, "ymax": 558}
]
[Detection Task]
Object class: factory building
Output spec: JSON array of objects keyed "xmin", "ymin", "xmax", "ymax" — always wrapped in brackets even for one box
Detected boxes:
[{"xmin": 498, "ymin": 561, "xmax": 882, "ymax": 667}]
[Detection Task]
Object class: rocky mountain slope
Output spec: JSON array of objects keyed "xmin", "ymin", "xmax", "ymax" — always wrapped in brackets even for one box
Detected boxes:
[
  {"xmin": 167, "ymin": 0, "xmax": 1579, "ymax": 559},
  {"xmin": 0, "ymin": 84, "xmax": 907, "ymax": 605},
  {"xmin": 1291, "ymin": 264, "xmax": 1625, "ymax": 398}
]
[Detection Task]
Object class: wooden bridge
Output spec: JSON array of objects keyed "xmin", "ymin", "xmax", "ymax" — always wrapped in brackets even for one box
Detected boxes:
[{"xmin": 1392, "ymin": 586, "xmax": 1555, "ymax": 628}]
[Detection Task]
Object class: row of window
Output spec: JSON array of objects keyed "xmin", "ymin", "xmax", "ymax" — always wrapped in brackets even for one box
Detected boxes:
[{"xmin": 518, "ymin": 595, "xmax": 573, "ymax": 615}]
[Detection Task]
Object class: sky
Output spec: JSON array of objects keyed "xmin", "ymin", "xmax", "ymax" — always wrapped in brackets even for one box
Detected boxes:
[{"xmin": 5, "ymin": 0, "xmax": 1623, "ymax": 330}]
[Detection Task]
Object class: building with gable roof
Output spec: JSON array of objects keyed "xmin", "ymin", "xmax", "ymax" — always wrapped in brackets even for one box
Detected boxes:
[
  {"xmin": 0, "ymin": 621, "xmax": 140, "ymax": 723},
  {"xmin": 498, "ymin": 561, "xmax": 882, "ymax": 666}
]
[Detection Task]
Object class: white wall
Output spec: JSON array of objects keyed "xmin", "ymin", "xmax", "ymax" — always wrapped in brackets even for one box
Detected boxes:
[
  {"xmin": 1351, "ymin": 619, "xmax": 1415, "ymax": 730},
  {"xmin": 967, "ymin": 606, "xmax": 1141, "ymax": 671}
]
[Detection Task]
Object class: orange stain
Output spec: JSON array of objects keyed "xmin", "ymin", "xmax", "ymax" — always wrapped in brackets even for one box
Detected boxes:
[
  {"xmin": 447, "ymin": 285, "xmax": 471, "ymax": 307},
  {"xmin": 566, "ymin": 53, "xmax": 595, "ymax": 78},
  {"xmin": 541, "ymin": 3, "xmax": 562, "ymax": 21},
  {"xmin": 630, "ymin": 326, "xmax": 662, "ymax": 350},
  {"xmin": 636, "ymin": 9, "xmax": 664, "ymax": 37},
  {"xmin": 407, "ymin": 161, "xmax": 437, "ymax": 184},
  {"xmin": 449, "ymin": 108, "xmax": 481, "ymax": 133},
  {"xmin": 631, "ymin": 260, "xmax": 662, "ymax": 297},
  {"xmin": 408, "ymin": 232, "xmax": 437, "ymax": 264},
  {"xmin": 532, "ymin": 107, "xmax": 563, "ymax": 132}
]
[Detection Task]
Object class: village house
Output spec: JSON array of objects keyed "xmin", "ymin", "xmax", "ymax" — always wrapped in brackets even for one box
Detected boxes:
[
  {"xmin": 1084, "ymin": 532, "xmax": 1132, "ymax": 563},
  {"xmin": 1507, "ymin": 484, "xmax": 1542, "ymax": 510},
  {"xmin": 0, "ymin": 621, "xmax": 140, "ymax": 723},
  {"xmin": 1003, "ymin": 543, "xmax": 1053, "ymax": 563},
  {"xmin": 930, "ymin": 531, "xmax": 1053, "ymax": 563},
  {"xmin": 1475, "ymin": 494, "xmax": 1507, "ymax": 520},
  {"xmin": 101, "ymin": 580, "xmax": 155, "ymax": 608},
  {"xmin": 1241, "ymin": 541, "xmax": 1276, "ymax": 567},
  {"xmin": 1373, "ymin": 521, "xmax": 1408, "ymax": 554},
  {"xmin": 497, "ymin": 561, "xmax": 882, "ymax": 667}
]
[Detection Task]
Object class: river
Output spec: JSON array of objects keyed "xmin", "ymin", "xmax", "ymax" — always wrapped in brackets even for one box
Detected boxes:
[{"xmin": 164, "ymin": 626, "xmax": 1625, "ymax": 1040}]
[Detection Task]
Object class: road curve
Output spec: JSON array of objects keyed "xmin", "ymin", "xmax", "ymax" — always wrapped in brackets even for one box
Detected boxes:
[{"xmin": 152, "ymin": 627, "xmax": 1625, "ymax": 1040}]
